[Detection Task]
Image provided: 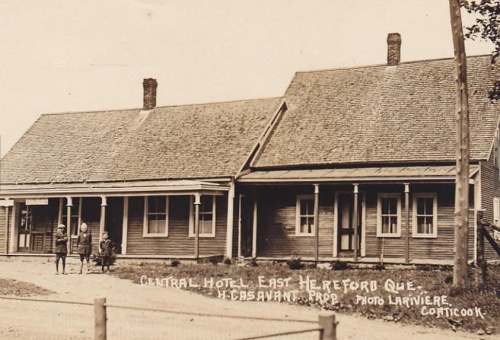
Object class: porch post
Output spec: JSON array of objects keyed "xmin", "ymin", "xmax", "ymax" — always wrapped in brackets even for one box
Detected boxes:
[
  {"xmin": 122, "ymin": 197, "xmax": 129, "ymax": 255},
  {"xmin": 99, "ymin": 196, "xmax": 107, "ymax": 243},
  {"xmin": 10, "ymin": 201, "xmax": 17, "ymax": 253},
  {"xmin": 252, "ymin": 200, "xmax": 257, "ymax": 258},
  {"xmin": 353, "ymin": 184, "xmax": 359, "ymax": 261},
  {"xmin": 237, "ymin": 194, "xmax": 243, "ymax": 258},
  {"xmin": 226, "ymin": 181, "xmax": 235, "ymax": 259},
  {"xmin": 57, "ymin": 198, "xmax": 63, "ymax": 226},
  {"xmin": 5, "ymin": 205, "xmax": 9, "ymax": 254},
  {"xmin": 66, "ymin": 197, "xmax": 73, "ymax": 253},
  {"xmin": 475, "ymin": 209, "xmax": 486, "ymax": 283},
  {"xmin": 194, "ymin": 193, "xmax": 201, "ymax": 260},
  {"xmin": 404, "ymin": 183, "xmax": 410, "ymax": 263},
  {"xmin": 314, "ymin": 184, "xmax": 320, "ymax": 262}
]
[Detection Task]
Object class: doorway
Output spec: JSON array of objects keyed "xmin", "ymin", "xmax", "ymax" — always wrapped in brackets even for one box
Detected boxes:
[
  {"xmin": 17, "ymin": 203, "xmax": 33, "ymax": 252},
  {"xmin": 239, "ymin": 195, "xmax": 254, "ymax": 258},
  {"xmin": 335, "ymin": 192, "xmax": 364, "ymax": 256},
  {"xmin": 106, "ymin": 197, "xmax": 123, "ymax": 254}
]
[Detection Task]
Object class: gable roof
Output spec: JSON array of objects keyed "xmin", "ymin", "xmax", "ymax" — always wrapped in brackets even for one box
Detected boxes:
[
  {"xmin": 252, "ymin": 55, "xmax": 500, "ymax": 169},
  {"xmin": 1, "ymin": 97, "xmax": 282, "ymax": 185}
]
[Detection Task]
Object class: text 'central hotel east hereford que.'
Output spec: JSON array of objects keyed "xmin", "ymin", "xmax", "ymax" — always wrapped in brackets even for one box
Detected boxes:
[{"xmin": 0, "ymin": 34, "xmax": 499, "ymax": 264}]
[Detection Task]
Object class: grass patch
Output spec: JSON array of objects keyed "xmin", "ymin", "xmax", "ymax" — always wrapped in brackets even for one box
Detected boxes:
[
  {"xmin": 113, "ymin": 261, "xmax": 499, "ymax": 334},
  {"xmin": 0, "ymin": 278, "xmax": 54, "ymax": 297}
]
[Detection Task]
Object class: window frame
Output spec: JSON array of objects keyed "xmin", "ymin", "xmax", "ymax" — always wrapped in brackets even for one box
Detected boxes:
[
  {"xmin": 412, "ymin": 193, "xmax": 438, "ymax": 238},
  {"xmin": 494, "ymin": 127, "xmax": 500, "ymax": 169},
  {"xmin": 295, "ymin": 195, "xmax": 315, "ymax": 237},
  {"xmin": 189, "ymin": 195, "xmax": 216, "ymax": 238},
  {"xmin": 143, "ymin": 196, "xmax": 169, "ymax": 238},
  {"xmin": 493, "ymin": 197, "xmax": 500, "ymax": 241},
  {"xmin": 376, "ymin": 193, "xmax": 402, "ymax": 238}
]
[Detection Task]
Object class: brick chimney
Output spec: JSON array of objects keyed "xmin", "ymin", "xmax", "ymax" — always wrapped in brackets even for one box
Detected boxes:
[
  {"xmin": 387, "ymin": 33, "xmax": 401, "ymax": 66},
  {"xmin": 143, "ymin": 78, "xmax": 158, "ymax": 110}
]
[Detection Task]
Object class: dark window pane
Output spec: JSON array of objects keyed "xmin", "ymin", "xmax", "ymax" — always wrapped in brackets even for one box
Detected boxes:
[
  {"xmin": 201, "ymin": 196, "xmax": 213, "ymax": 213},
  {"xmin": 300, "ymin": 216, "xmax": 313, "ymax": 233},
  {"xmin": 425, "ymin": 198, "xmax": 433, "ymax": 215},
  {"xmin": 381, "ymin": 198, "xmax": 389, "ymax": 215},
  {"xmin": 389, "ymin": 198, "xmax": 397, "ymax": 214},
  {"xmin": 417, "ymin": 199, "xmax": 425, "ymax": 214},
  {"xmin": 149, "ymin": 196, "xmax": 166, "ymax": 214},
  {"xmin": 382, "ymin": 216, "xmax": 390, "ymax": 233},
  {"xmin": 301, "ymin": 199, "xmax": 313, "ymax": 215}
]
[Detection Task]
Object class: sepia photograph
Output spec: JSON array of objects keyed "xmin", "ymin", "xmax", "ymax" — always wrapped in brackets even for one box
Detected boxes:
[{"xmin": 0, "ymin": 0, "xmax": 499, "ymax": 339}]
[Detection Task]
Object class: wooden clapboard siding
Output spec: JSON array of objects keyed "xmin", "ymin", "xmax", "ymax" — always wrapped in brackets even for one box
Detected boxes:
[
  {"xmin": 0, "ymin": 207, "xmax": 6, "ymax": 254},
  {"xmin": 318, "ymin": 193, "xmax": 334, "ymax": 257},
  {"xmin": 364, "ymin": 190, "xmax": 405, "ymax": 258},
  {"xmin": 256, "ymin": 186, "xmax": 334, "ymax": 258},
  {"xmin": 480, "ymin": 152, "xmax": 500, "ymax": 261},
  {"xmin": 126, "ymin": 195, "xmax": 227, "ymax": 256},
  {"xmin": 365, "ymin": 184, "xmax": 476, "ymax": 261},
  {"xmin": 254, "ymin": 183, "xmax": 474, "ymax": 262}
]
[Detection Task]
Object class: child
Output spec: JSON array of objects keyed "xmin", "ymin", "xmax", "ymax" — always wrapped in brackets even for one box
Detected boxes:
[
  {"xmin": 76, "ymin": 223, "xmax": 92, "ymax": 274},
  {"xmin": 99, "ymin": 232, "xmax": 114, "ymax": 273},
  {"xmin": 54, "ymin": 224, "xmax": 68, "ymax": 275}
]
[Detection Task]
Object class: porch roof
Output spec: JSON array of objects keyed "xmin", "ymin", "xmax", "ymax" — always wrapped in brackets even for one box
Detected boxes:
[
  {"xmin": 0, "ymin": 179, "xmax": 229, "ymax": 198},
  {"xmin": 238, "ymin": 165, "xmax": 479, "ymax": 184}
]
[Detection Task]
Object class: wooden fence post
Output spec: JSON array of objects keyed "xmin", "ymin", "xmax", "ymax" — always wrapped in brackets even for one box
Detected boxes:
[
  {"xmin": 94, "ymin": 297, "xmax": 107, "ymax": 340},
  {"xmin": 318, "ymin": 312, "xmax": 336, "ymax": 340}
]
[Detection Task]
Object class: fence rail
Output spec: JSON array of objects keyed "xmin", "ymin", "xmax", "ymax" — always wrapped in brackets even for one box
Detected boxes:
[
  {"xmin": 0, "ymin": 295, "xmax": 339, "ymax": 339},
  {"xmin": 234, "ymin": 326, "xmax": 323, "ymax": 340}
]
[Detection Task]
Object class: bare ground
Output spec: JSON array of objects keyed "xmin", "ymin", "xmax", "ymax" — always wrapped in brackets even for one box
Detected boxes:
[{"xmin": 0, "ymin": 258, "xmax": 493, "ymax": 340}]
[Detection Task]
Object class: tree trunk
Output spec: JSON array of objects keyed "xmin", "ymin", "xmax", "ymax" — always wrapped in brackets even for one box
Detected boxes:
[{"xmin": 449, "ymin": 0, "xmax": 470, "ymax": 287}]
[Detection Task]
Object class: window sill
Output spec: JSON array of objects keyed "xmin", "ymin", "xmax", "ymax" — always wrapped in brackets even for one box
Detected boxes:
[
  {"xmin": 188, "ymin": 234, "xmax": 216, "ymax": 238},
  {"xmin": 143, "ymin": 234, "xmax": 169, "ymax": 238},
  {"xmin": 412, "ymin": 234, "xmax": 438, "ymax": 239},
  {"xmin": 376, "ymin": 234, "xmax": 401, "ymax": 238}
]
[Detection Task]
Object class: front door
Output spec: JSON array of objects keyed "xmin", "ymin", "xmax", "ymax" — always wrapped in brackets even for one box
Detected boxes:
[
  {"xmin": 17, "ymin": 203, "xmax": 33, "ymax": 252},
  {"xmin": 336, "ymin": 193, "xmax": 363, "ymax": 255},
  {"xmin": 240, "ymin": 195, "xmax": 254, "ymax": 257},
  {"xmin": 106, "ymin": 197, "xmax": 123, "ymax": 254}
]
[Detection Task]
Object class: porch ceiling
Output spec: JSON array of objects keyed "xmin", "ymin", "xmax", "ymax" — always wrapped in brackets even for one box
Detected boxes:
[
  {"xmin": 0, "ymin": 179, "xmax": 229, "ymax": 198},
  {"xmin": 238, "ymin": 165, "xmax": 479, "ymax": 184}
]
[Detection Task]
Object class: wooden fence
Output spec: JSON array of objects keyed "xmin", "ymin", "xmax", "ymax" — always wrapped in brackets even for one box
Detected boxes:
[{"xmin": 0, "ymin": 295, "xmax": 339, "ymax": 339}]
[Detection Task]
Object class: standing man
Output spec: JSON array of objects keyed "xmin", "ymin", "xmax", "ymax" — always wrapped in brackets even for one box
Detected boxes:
[
  {"xmin": 54, "ymin": 224, "xmax": 68, "ymax": 275},
  {"xmin": 76, "ymin": 223, "xmax": 92, "ymax": 274}
]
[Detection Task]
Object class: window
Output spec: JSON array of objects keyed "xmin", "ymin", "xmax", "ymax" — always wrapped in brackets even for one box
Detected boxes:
[
  {"xmin": 493, "ymin": 197, "xmax": 500, "ymax": 241},
  {"xmin": 296, "ymin": 195, "xmax": 315, "ymax": 236},
  {"xmin": 494, "ymin": 127, "xmax": 500, "ymax": 169},
  {"xmin": 377, "ymin": 194, "xmax": 401, "ymax": 237},
  {"xmin": 412, "ymin": 193, "xmax": 438, "ymax": 238},
  {"xmin": 143, "ymin": 196, "xmax": 168, "ymax": 237},
  {"xmin": 189, "ymin": 195, "xmax": 216, "ymax": 237}
]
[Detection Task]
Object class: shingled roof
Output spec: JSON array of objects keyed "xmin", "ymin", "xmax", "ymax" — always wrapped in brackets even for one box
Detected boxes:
[
  {"xmin": 252, "ymin": 55, "xmax": 500, "ymax": 169},
  {"xmin": 1, "ymin": 97, "xmax": 282, "ymax": 184}
]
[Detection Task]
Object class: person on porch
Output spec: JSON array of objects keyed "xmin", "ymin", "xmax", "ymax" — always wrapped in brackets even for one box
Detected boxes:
[
  {"xmin": 76, "ymin": 223, "xmax": 92, "ymax": 274},
  {"xmin": 54, "ymin": 224, "xmax": 68, "ymax": 275},
  {"xmin": 99, "ymin": 231, "xmax": 114, "ymax": 273}
]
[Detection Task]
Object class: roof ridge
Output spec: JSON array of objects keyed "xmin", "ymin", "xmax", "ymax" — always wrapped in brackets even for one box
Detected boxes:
[
  {"xmin": 294, "ymin": 54, "xmax": 492, "ymax": 75},
  {"xmin": 41, "ymin": 96, "xmax": 284, "ymax": 117}
]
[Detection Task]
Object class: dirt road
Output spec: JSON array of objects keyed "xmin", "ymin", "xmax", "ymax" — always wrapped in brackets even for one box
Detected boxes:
[{"xmin": 0, "ymin": 258, "xmax": 491, "ymax": 340}]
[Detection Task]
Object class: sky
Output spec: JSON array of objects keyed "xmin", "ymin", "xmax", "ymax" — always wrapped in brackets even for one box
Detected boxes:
[{"xmin": 0, "ymin": 0, "xmax": 493, "ymax": 157}]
